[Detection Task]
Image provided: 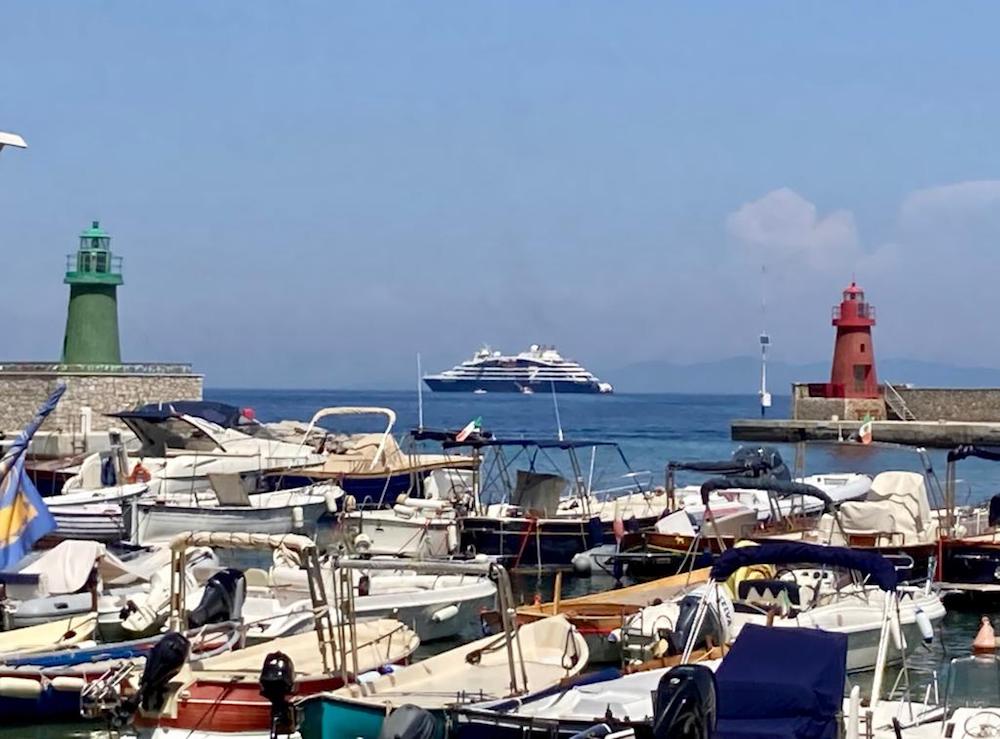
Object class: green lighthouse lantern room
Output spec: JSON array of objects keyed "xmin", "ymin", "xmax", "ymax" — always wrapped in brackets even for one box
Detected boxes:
[{"xmin": 61, "ymin": 220, "xmax": 123, "ymax": 365}]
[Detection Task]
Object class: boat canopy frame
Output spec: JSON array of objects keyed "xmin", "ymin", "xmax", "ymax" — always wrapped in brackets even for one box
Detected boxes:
[{"xmin": 295, "ymin": 406, "xmax": 398, "ymax": 472}]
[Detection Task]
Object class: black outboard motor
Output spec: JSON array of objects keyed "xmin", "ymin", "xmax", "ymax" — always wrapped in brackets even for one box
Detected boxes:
[
  {"xmin": 378, "ymin": 704, "xmax": 437, "ymax": 739},
  {"xmin": 116, "ymin": 631, "xmax": 191, "ymax": 724},
  {"xmin": 651, "ymin": 664, "xmax": 717, "ymax": 739},
  {"xmin": 259, "ymin": 651, "xmax": 296, "ymax": 739},
  {"xmin": 187, "ymin": 568, "xmax": 246, "ymax": 629},
  {"xmin": 667, "ymin": 593, "xmax": 725, "ymax": 656}
]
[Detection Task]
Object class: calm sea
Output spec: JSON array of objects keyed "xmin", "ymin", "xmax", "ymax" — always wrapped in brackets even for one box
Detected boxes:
[{"xmin": 12, "ymin": 390, "xmax": 998, "ymax": 737}]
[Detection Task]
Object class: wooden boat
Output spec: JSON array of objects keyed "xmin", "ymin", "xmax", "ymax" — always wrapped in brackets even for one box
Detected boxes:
[
  {"xmin": 297, "ymin": 615, "xmax": 589, "ymax": 739},
  {"xmin": 515, "ymin": 568, "xmax": 711, "ymax": 662},
  {"xmin": 0, "ymin": 613, "xmax": 96, "ymax": 656},
  {"xmin": 118, "ymin": 532, "xmax": 420, "ymax": 739}
]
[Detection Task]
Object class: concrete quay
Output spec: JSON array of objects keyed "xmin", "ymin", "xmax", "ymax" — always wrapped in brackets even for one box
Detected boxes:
[{"xmin": 731, "ymin": 418, "xmax": 1000, "ymax": 448}]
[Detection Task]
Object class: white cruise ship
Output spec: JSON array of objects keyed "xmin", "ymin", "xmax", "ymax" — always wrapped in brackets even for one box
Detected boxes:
[{"xmin": 423, "ymin": 345, "xmax": 614, "ymax": 394}]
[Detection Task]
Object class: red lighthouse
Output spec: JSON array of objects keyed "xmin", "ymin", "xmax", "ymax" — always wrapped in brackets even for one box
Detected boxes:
[{"xmin": 827, "ymin": 282, "xmax": 878, "ymax": 398}]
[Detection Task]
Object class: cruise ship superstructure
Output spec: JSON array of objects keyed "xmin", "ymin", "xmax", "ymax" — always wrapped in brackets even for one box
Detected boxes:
[{"xmin": 423, "ymin": 345, "xmax": 614, "ymax": 394}]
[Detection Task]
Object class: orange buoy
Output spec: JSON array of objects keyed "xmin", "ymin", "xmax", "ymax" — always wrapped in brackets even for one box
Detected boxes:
[{"xmin": 974, "ymin": 616, "xmax": 996, "ymax": 654}]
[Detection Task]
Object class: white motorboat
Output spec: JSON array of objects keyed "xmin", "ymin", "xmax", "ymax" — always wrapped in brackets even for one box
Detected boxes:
[
  {"xmin": 0, "ymin": 540, "xmax": 216, "ymax": 631},
  {"xmin": 333, "ymin": 468, "xmax": 472, "ymax": 558},
  {"xmin": 269, "ymin": 553, "xmax": 498, "ymax": 642},
  {"xmin": 620, "ymin": 541, "xmax": 945, "ymax": 672},
  {"xmin": 134, "ymin": 480, "xmax": 342, "ymax": 544},
  {"xmin": 62, "ymin": 402, "xmax": 325, "ymax": 497}
]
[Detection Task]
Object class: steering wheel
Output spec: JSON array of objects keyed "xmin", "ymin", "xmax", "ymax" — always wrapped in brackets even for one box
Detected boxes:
[{"xmin": 964, "ymin": 710, "xmax": 1000, "ymax": 737}]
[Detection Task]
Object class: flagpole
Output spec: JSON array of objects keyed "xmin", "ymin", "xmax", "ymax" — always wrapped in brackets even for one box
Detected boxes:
[{"xmin": 551, "ymin": 381, "xmax": 564, "ymax": 441}]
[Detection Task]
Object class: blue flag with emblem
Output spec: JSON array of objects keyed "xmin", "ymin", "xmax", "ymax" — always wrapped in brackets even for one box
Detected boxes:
[{"xmin": 0, "ymin": 385, "xmax": 64, "ymax": 569}]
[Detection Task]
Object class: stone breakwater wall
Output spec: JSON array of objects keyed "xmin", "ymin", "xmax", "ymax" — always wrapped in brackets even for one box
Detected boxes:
[
  {"xmin": 891, "ymin": 388, "xmax": 1000, "ymax": 422},
  {"xmin": 791, "ymin": 383, "xmax": 1000, "ymax": 422},
  {"xmin": 0, "ymin": 364, "xmax": 203, "ymax": 434}
]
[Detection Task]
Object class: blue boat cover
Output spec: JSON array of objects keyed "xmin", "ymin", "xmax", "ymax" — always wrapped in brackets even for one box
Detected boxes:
[
  {"xmin": 948, "ymin": 445, "xmax": 1000, "ymax": 464},
  {"xmin": 710, "ymin": 541, "xmax": 897, "ymax": 591},
  {"xmin": 714, "ymin": 624, "xmax": 848, "ymax": 739},
  {"xmin": 699, "ymin": 477, "xmax": 834, "ymax": 510}
]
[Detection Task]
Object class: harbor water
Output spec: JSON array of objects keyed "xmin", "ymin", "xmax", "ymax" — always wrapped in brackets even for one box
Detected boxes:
[{"xmin": 11, "ymin": 389, "xmax": 1000, "ymax": 738}]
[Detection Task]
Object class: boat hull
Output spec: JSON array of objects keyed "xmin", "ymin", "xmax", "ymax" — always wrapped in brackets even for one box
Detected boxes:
[
  {"xmin": 299, "ymin": 696, "xmax": 445, "ymax": 739},
  {"xmin": 135, "ymin": 499, "xmax": 327, "ymax": 544},
  {"xmin": 424, "ymin": 378, "xmax": 609, "ymax": 394},
  {"xmin": 460, "ymin": 516, "xmax": 604, "ymax": 568},
  {"xmin": 334, "ymin": 512, "xmax": 458, "ymax": 558}
]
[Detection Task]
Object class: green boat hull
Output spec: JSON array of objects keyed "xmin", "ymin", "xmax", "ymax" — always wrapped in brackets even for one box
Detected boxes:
[{"xmin": 298, "ymin": 695, "xmax": 446, "ymax": 739}]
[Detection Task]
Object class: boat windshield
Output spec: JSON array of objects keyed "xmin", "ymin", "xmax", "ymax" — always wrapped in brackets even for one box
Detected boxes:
[
  {"xmin": 124, "ymin": 416, "xmax": 224, "ymax": 455},
  {"xmin": 944, "ymin": 655, "xmax": 1000, "ymax": 715}
]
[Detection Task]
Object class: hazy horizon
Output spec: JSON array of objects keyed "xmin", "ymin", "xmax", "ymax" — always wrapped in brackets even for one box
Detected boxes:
[{"xmin": 5, "ymin": 3, "xmax": 1000, "ymax": 389}]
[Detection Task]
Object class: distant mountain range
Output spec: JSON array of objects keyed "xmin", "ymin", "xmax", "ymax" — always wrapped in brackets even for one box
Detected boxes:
[{"xmin": 604, "ymin": 357, "xmax": 1000, "ymax": 395}]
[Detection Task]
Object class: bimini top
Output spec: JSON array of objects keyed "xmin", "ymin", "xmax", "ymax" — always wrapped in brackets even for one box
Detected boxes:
[
  {"xmin": 669, "ymin": 447, "xmax": 791, "ymax": 482},
  {"xmin": 699, "ymin": 476, "xmax": 835, "ymax": 511},
  {"xmin": 410, "ymin": 427, "xmax": 494, "ymax": 443},
  {"xmin": 710, "ymin": 542, "xmax": 898, "ymax": 591},
  {"xmin": 108, "ymin": 400, "xmax": 244, "ymax": 429},
  {"xmin": 948, "ymin": 445, "xmax": 1000, "ymax": 464}
]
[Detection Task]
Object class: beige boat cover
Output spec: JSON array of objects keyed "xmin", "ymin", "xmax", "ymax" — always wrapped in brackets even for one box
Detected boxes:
[{"xmin": 835, "ymin": 471, "xmax": 935, "ymax": 543}]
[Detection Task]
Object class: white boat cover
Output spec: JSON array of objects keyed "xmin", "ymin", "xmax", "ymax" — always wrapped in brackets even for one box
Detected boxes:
[
  {"xmin": 17, "ymin": 541, "xmax": 105, "ymax": 596},
  {"xmin": 13, "ymin": 541, "xmax": 173, "ymax": 598}
]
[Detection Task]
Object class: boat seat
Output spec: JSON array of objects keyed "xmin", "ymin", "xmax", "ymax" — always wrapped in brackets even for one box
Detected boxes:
[
  {"xmin": 208, "ymin": 474, "xmax": 252, "ymax": 507},
  {"xmin": 736, "ymin": 579, "xmax": 801, "ymax": 616},
  {"xmin": 244, "ymin": 568, "xmax": 269, "ymax": 588}
]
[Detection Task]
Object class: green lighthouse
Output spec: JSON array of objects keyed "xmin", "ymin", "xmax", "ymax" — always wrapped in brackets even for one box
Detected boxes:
[{"xmin": 61, "ymin": 221, "xmax": 123, "ymax": 365}]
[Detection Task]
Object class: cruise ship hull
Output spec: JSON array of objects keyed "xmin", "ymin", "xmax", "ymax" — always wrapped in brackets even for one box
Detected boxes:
[{"xmin": 424, "ymin": 378, "xmax": 610, "ymax": 394}]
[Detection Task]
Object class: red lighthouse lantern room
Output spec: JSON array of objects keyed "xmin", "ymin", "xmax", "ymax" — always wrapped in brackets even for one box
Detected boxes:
[{"xmin": 827, "ymin": 281, "xmax": 878, "ymax": 398}]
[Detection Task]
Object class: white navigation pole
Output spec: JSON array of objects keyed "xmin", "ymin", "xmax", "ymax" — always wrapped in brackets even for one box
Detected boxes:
[
  {"xmin": 759, "ymin": 265, "xmax": 772, "ymax": 418},
  {"xmin": 416, "ymin": 353, "xmax": 424, "ymax": 430},
  {"xmin": 0, "ymin": 131, "xmax": 27, "ymax": 155}
]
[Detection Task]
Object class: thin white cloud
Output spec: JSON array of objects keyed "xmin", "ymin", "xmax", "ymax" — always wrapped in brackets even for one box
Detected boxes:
[{"xmin": 725, "ymin": 187, "xmax": 859, "ymax": 269}]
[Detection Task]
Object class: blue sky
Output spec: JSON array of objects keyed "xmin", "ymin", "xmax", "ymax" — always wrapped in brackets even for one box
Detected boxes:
[{"xmin": 3, "ymin": 3, "xmax": 1000, "ymax": 388}]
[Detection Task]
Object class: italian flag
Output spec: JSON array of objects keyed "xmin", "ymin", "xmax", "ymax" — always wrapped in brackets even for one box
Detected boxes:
[
  {"xmin": 858, "ymin": 416, "xmax": 873, "ymax": 445},
  {"xmin": 455, "ymin": 417, "xmax": 482, "ymax": 443}
]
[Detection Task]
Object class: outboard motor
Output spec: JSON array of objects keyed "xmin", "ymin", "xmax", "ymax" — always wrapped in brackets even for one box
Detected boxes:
[
  {"xmin": 117, "ymin": 631, "xmax": 190, "ymax": 723},
  {"xmin": 187, "ymin": 568, "xmax": 246, "ymax": 629},
  {"xmin": 378, "ymin": 704, "xmax": 437, "ymax": 739},
  {"xmin": 667, "ymin": 593, "xmax": 726, "ymax": 656},
  {"xmin": 651, "ymin": 664, "xmax": 717, "ymax": 739},
  {"xmin": 259, "ymin": 651, "xmax": 296, "ymax": 738}
]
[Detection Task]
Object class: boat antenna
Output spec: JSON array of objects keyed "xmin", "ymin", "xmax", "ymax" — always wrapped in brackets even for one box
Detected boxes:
[
  {"xmin": 416, "ymin": 352, "xmax": 424, "ymax": 430},
  {"xmin": 551, "ymin": 381, "xmax": 564, "ymax": 441},
  {"xmin": 759, "ymin": 264, "xmax": 772, "ymax": 418}
]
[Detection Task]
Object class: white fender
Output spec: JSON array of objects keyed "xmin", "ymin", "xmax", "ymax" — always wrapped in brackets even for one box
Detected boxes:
[
  {"xmin": 430, "ymin": 604, "xmax": 460, "ymax": 623},
  {"xmin": 50, "ymin": 676, "xmax": 86, "ymax": 692},
  {"xmin": 915, "ymin": 607, "xmax": 934, "ymax": 644},
  {"xmin": 0, "ymin": 677, "xmax": 42, "ymax": 699},
  {"xmin": 446, "ymin": 524, "xmax": 459, "ymax": 554},
  {"xmin": 889, "ymin": 614, "xmax": 905, "ymax": 652},
  {"xmin": 292, "ymin": 506, "xmax": 304, "ymax": 530},
  {"xmin": 323, "ymin": 487, "xmax": 341, "ymax": 513},
  {"xmin": 607, "ymin": 627, "xmax": 622, "ymax": 644}
]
